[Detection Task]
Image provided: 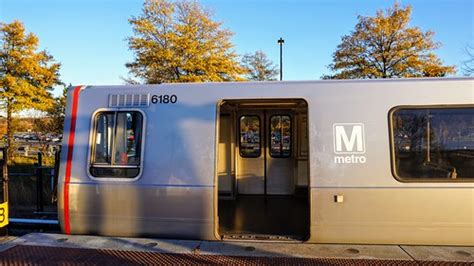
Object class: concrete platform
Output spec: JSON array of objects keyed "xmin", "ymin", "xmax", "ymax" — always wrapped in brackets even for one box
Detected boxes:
[
  {"xmin": 0, "ymin": 235, "xmax": 18, "ymax": 252},
  {"xmin": 0, "ymin": 233, "xmax": 472, "ymax": 264}
]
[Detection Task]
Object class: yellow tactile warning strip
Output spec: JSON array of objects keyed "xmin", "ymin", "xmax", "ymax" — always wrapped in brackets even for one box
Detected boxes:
[{"xmin": 0, "ymin": 245, "xmax": 471, "ymax": 266}]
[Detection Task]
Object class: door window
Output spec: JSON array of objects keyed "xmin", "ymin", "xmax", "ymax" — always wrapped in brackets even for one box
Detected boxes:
[
  {"xmin": 239, "ymin": 116, "xmax": 261, "ymax": 157},
  {"xmin": 270, "ymin": 115, "xmax": 291, "ymax": 157}
]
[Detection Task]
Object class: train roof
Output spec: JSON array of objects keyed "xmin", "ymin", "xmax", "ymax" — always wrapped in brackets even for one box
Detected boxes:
[{"xmin": 70, "ymin": 77, "xmax": 474, "ymax": 91}]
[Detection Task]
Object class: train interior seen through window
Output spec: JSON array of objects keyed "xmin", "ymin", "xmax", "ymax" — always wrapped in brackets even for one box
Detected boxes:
[
  {"xmin": 391, "ymin": 107, "xmax": 474, "ymax": 180},
  {"xmin": 90, "ymin": 111, "xmax": 143, "ymax": 178}
]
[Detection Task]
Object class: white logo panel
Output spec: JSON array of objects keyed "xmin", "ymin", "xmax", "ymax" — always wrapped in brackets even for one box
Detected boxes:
[{"xmin": 333, "ymin": 123, "xmax": 367, "ymax": 164}]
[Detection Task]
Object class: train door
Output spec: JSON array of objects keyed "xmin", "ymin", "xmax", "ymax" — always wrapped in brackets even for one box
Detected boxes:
[
  {"xmin": 266, "ymin": 110, "xmax": 294, "ymax": 195},
  {"xmin": 236, "ymin": 110, "xmax": 294, "ymax": 195},
  {"xmin": 236, "ymin": 110, "xmax": 265, "ymax": 195},
  {"xmin": 217, "ymin": 99, "xmax": 309, "ymax": 241}
]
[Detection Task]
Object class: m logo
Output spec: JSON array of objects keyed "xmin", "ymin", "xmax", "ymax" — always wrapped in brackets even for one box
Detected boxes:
[{"xmin": 333, "ymin": 123, "xmax": 365, "ymax": 154}]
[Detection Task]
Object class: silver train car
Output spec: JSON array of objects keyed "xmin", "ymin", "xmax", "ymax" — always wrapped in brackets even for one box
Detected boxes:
[{"xmin": 57, "ymin": 78, "xmax": 474, "ymax": 245}]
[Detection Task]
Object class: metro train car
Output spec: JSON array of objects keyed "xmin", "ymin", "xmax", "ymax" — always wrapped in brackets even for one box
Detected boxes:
[{"xmin": 57, "ymin": 78, "xmax": 474, "ymax": 245}]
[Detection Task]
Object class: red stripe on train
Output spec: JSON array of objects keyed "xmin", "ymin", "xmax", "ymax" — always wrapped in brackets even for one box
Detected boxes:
[{"xmin": 64, "ymin": 86, "xmax": 82, "ymax": 234}]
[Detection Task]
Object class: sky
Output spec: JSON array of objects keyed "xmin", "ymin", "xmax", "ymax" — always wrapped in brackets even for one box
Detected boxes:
[{"xmin": 1, "ymin": 0, "xmax": 473, "ymax": 96}]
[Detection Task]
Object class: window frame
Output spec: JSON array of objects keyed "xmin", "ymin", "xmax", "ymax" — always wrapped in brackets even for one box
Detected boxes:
[
  {"xmin": 388, "ymin": 104, "xmax": 474, "ymax": 183},
  {"xmin": 238, "ymin": 115, "xmax": 262, "ymax": 158},
  {"xmin": 269, "ymin": 114, "xmax": 292, "ymax": 158},
  {"xmin": 88, "ymin": 108, "xmax": 146, "ymax": 181}
]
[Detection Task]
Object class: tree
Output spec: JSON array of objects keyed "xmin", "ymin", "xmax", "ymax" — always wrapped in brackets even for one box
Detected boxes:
[
  {"xmin": 126, "ymin": 0, "xmax": 245, "ymax": 84},
  {"xmin": 462, "ymin": 44, "xmax": 474, "ymax": 76},
  {"xmin": 241, "ymin": 50, "xmax": 278, "ymax": 81},
  {"xmin": 33, "ymin": 86, "xmax": 67, "ymax": 135},
  {"xmin": 324, "ymin": 3, "xmax": 455, "ymax": 79},
  {"xmin": 47, "ymin": 87, "xmax": 67, "ymax": 135},
  {"xmin": 0, "ymin": 20, "xmax": 60, "ymax": 160}
]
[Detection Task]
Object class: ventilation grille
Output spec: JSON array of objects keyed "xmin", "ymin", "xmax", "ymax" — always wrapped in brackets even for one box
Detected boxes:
[{"xmin": 109, "ymin": 94, "xmax": 149, "ymax": 107}]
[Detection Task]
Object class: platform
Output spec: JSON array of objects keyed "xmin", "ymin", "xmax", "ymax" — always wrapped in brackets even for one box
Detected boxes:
[{"xmin": 0, "ymin": 233, "xmax": 472, "ymax": 265}]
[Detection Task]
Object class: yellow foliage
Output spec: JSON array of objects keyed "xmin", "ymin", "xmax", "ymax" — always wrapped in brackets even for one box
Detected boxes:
[
  {"xmin": 0, "ymin": 21, "xmax": 59, "ymax": 111},
  {"xmin": 326, "ymin": 3, "xmax": 455, "ymax": 79},
  {"xmin": 0, "ymin": 20, "xmax": 60, "ymax": 160},
  {"xmin": 126, "ymin": 0, "xmax": 246, "ymax": 84}
]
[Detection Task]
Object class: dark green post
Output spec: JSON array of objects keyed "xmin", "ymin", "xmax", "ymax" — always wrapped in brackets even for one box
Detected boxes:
[{"xmin": 0, "ymin": 147, "xmax": 8, "ymax": 235}]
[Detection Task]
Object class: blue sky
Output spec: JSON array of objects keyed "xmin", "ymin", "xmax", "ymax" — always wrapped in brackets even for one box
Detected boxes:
[{"xmin": 1, "ymin": 0, "xmax": 473, "ymax": 96}]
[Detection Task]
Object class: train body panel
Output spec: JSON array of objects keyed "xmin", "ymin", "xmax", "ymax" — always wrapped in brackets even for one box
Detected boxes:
[
  {"xmin": 58, "ymin": 78, "xmax": 474, "ymax": 245},
  {"xmin": 311, "ymin": 187, "xmax": 473, "ymax": 245},
  {"xmin": 67, "ymin": 183, "xmax": 214, "ymax": 239}
]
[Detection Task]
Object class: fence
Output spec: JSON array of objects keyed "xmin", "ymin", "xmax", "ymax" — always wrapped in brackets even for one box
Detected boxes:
[{"xmin": 8, "ymin": 150, "xmax": 60, "ymax": 219}]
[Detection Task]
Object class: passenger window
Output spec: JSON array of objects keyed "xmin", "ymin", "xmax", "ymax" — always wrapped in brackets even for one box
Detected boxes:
[
  {"xmin": 391, "ymin": 107, "xmax": 474, "ymax": 181},
  {"xmin": 239, "ymin": 116, "xmax": 261, "ymax": 157},
  {"xmin": 93, "ymin": 112, "xmax": 114, "ymax": 164},
  {"xmin": 270, "ymin": 115, "xmax": 291, "ymax": 157},
  {"xmin": 113, "ymin": 112, "xmax": 142, "ymax": 165},
  {"xmin": 90, "ymin": 111, "xmax": 143, "ymax": 178}
]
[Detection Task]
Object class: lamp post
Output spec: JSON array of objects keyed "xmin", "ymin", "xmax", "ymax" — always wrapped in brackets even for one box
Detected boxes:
[{"xmin": 277, "ymin": 37, "xmax": 284, "ymax": 81}]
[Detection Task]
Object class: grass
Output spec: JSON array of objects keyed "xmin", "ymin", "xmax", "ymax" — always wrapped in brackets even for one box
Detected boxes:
[{"xmin": 9, "ymin": 155, "xmax": 55, "ymax": 173}]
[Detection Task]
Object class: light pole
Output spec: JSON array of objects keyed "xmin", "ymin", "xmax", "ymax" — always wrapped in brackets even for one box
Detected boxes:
[{"xmin": 277, "ymin": 37, "xmax": 284, "ymax": 81}]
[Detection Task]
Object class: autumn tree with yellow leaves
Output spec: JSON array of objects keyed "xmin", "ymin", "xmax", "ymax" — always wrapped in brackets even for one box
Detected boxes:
[
  {"xmin": 0, "ymin": 20, "xmax": 60, "ymax": 160},
  {"xmin": 324, "ymin": 3, "xmax": 455, "ymax": 79},
  {"xmin": 126, "ymin": 0, "xmax": 245, "ymax": 84}
]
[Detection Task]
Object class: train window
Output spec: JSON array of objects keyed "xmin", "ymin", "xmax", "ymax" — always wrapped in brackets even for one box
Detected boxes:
[
  {"xmin": 391, "ymin": 107, "xmax": 474, "ymax": 181},
  {"xmin": 270, "ymin": 115, "xmax": 291, "ymax": 157},
  {"xmin": 239, "ymin": 116, "xmax": 261, "ymax": 157},
  {"xmin": 93, "ymin": 112, "xmax": 115, "ymax": 164},
  {"xmin": 90, "ymin": 111, "xmax": 143, "ymax": 178}
]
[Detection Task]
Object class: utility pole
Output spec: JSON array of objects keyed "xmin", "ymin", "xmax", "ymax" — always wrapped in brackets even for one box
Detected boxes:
[{"xmin": 277, "ymin": 37, "xmax": 285, "ymax": 81}]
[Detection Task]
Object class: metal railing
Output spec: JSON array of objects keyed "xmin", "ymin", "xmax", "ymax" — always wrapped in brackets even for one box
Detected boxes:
[{"xmin": 7, "ymin": 149, "xmax": 61, "ymax": 228}]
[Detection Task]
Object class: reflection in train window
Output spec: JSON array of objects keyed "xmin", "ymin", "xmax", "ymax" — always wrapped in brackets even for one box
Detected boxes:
[
  {"xmin": 270, "ymin": 115, "xmax": 291, "ymax": 157},
  {"xmin": 391, "ymin": 107, "xmax": 474, "ymax": 181},
  {"xmin": 239, "ymin": 116, "xmax": 261, "ymax": 157},
  {"xmin": 90, "ymin": 111, "xmax": 143, "ymax": 178}
]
